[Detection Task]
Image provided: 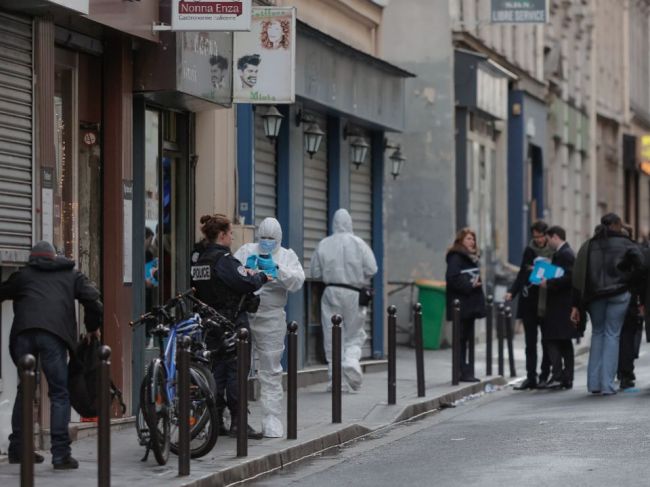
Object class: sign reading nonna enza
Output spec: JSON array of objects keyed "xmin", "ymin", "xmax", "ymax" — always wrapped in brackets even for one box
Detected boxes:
[
  {"xmin": 491, "ymin": 0, "xmax": 547, "ymax": 24},
  {"xmin": 172, "ymin": 0, "xmax": 252, "ymax": 32}
]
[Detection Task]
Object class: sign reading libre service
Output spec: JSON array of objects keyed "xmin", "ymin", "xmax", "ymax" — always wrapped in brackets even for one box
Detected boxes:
[
  {"xmin": 233, "ymin": 7, "xmax": 296, "ymax": 104},
  {"xmin": 172, "ymin": 0, "xmax": 252, "ymax": 32},
  {"xmin": 491, "ymin": 0, "xmax": 547, "ymax": 23}
]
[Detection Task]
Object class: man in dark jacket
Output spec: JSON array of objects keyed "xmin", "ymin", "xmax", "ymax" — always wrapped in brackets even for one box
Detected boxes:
[
  {"xmin": 540, "ymin": 226, "xmax": 578, "ymax": 389},
  {"xmin": 505, "ymin": 221, "xmax": 553, "ymax": 389},
  {"xmin": 1, "ymin": 241, "xmax": 103, "ymax": 469}
]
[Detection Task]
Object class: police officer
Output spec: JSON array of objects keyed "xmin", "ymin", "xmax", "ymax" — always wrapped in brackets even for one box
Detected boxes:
[{"xmin": 191, "ymin": 214, "xmax": 269, "ymax": 439}]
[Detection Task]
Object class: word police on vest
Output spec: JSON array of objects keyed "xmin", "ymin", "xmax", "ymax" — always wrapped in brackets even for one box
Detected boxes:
[{"xmin": 191, "ymin": 265, "xmax": 211, "ymax": 281}]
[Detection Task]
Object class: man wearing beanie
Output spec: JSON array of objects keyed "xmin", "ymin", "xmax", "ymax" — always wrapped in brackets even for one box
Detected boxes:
[{"xmin": 0, "ymin": 241, "xmax": 103, "ymax": 469}]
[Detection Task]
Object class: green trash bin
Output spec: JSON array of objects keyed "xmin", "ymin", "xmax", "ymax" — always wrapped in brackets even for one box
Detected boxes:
[{"xmin": 415, "ymin": 279, "xmax": 446, "ymax": 350}]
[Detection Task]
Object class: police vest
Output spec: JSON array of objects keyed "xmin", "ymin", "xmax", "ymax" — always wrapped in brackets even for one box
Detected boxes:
[{"xmin": 190, "ymin": 246, "xmax": 240, "ymax": 318}]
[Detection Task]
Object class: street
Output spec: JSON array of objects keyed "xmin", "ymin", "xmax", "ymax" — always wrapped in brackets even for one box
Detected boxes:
[{"xmin": 254, "ymin": 349, "xmax": 650, "ymax": 487}]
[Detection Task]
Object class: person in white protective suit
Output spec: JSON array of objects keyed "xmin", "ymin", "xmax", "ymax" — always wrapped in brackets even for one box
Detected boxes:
[
  {"xmin": 234, "ymin": 218, "xmax": 305, "ymax": 437},
  {"xmin": 310, "ymin": 209, "xmax": 378, "ymax": 391}
]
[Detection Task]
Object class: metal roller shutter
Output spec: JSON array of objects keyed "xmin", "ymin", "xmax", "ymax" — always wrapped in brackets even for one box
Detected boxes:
[
  {"xmin": 254, "ymin": 111, "xmax": 277, "ymax": 227},
  {"xmin": 302, "ymin": 111, "xmax": 328, "ymax": 273},
  {"xmin": 349, "ymin": 136, "xmax": 373, "ymax": 358},
  {"xmin": 0, "ymin": 12, "xmax": 33, "ymax": 253}
]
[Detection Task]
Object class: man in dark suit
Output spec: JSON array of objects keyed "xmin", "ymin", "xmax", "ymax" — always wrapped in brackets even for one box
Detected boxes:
[
  {"xmin": 506, "ymin": 221, "xmax": 553, "ymax": 389},
  {"xmin": 540, "ymin": 226, "xmax": 579, "ymax": 389}
]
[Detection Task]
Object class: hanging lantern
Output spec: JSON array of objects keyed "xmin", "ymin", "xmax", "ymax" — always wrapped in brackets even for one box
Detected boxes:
[
  {"xmin": 350, "ymin": 137, "xmax": 370, "ymax": 169},
  {"xmin": 390, "ymin": 147, "xmax": 406, "ymax": 179},
  {"xmin": 261, "ymin": 105, "xmax": 284, "ymax": 140},
  {"xmin": 304, "ymin": 122, "xmax": 325, "ymax": 158}
]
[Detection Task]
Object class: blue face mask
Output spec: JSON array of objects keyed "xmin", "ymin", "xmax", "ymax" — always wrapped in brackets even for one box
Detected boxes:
[{"xmin": 259, "ymin": 238, "xmax": 277, "ymax": 255}]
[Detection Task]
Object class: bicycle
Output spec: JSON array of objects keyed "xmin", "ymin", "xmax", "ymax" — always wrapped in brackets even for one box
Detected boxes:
[{"xmin": 130, "ymin": 289, "xmax": 221, "ymax": 464}]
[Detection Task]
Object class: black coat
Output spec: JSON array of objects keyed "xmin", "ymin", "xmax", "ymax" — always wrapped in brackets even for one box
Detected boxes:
[
  {"xmin": 445, "ymin": 250, "xmax": 486, "ymax": 321},
  {"xmin": 508, "ymin": 245, "xmax": 541, "ymax": 320},
  {"xmin": 542, "ymin": 243, "xmax": 579, "ymax": 340},
  {"xmin": 0, "ymin": 256, "xmax": 103, "ymax": 354}
]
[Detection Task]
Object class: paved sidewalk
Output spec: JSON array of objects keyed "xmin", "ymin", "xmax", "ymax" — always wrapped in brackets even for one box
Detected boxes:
[{"xmin": 0, "ymin": 331, "xmax": 589, "ymax": 486}]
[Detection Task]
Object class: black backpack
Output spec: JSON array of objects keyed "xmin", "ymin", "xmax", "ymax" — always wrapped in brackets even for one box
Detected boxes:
[{"xmin": 67, "ymin": 337, "xmax": 126, "ymax": 418}]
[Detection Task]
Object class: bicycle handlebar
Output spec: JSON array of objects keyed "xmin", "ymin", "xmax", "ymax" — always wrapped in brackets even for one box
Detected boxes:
[
  {"xmin": 185, "ymin": 293, "xmax": 236, "ymax": 330},
  {"xmin": 129, "ymin": 288, "xmax": 196, "ymax": 328}
]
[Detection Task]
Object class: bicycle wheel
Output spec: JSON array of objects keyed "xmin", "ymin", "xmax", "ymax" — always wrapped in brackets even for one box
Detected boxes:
[
  {"xmin": 136, "ymin": 380, "xmax": 150, "ymax": 447},
  {"xmin": 170, "ymin": 362, "xmax": 219, "ymax": 458},
  {"xmin": 143, "ymin": 361, "xmax": 171, "ymax": 465}
]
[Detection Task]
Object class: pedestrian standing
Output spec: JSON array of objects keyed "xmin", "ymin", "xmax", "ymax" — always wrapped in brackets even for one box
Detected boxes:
[
  {"xmin": 311, "ymin": 208, "xmax": 378, "ymax": 392},
  {"xmin": 539, "ymin": 226, "xmax": 577, "ymax": 390},
  {"xmin": 1, "ymin": 241, "xmax": 103, "ymax": 469},
  {"xmin": 445, "ymin": 228, "xmax": 486, "ymax": 382},
  {"xmin": 617, "ymin": 224, "xmax": 646, "ymax": 390},
  {"xmin": 191, "ymin": 214, "xmax": 269, "ymax": 438},
  {"xmin": 506, "ymin": 221, "xmax": 553, "ymax": 390},
  {"xmin": 234, "ymin": 218, "xmax": 305, "ymax": 437},
  {"xmin": 572, "ymin": 213, "xmax": 644, "ymax": 395}
]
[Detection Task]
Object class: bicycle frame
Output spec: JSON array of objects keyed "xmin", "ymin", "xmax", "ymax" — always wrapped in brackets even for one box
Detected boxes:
[{"xmin": 162, "ymin": 313, "xmax": 204, "ymax": 403}]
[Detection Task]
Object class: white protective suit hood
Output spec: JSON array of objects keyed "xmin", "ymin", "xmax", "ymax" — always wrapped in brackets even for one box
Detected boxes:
[
  {"xmin": 332, "ymin": 209, "xmax": 353, "ymax": 234},
  {"xmin": 258, "ymin": 217, "xmax": 283, "ymax": 253}
]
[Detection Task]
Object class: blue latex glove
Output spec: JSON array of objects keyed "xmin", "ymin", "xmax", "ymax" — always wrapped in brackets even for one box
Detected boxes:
[
  {"xmin": 257, "ymin": 254, "xmax": 278, "ymax": 279},
  {"xmin": 245, "ymin": 254, "xmax": 259, "ymax": 270}
]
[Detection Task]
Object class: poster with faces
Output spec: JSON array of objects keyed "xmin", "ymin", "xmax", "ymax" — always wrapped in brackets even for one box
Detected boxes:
[{"xmin": 233, "ymin": 7, "xmax": 296, "ymax": 104}]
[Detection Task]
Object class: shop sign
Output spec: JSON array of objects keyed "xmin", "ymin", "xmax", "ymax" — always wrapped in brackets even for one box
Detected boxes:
[
  {"xmin": 178, "ymin": 31, "xmax": 233, "ymax": 105},
  {"xmin": 46, "ymin": 0, "xmax": 88, "ymax": 14},
  {"xmin": 640, "ymin": 135, "xmax": 650, "ymax": 176},
  {"xmin": 491, "ymin": 0, "xmax": 547, "ymax": 23},
  {"xmin": 233, "ymin": 7, "xmax": 296, "ymax": 104},
  {"xmin": 172, "ymin": 0, "xmax": 252, "ymax": 32}
]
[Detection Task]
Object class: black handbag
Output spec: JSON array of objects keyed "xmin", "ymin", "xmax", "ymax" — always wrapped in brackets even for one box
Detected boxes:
[{"xmin": 68, "ymin": 336, "xmax": 126, "ymax": 417}]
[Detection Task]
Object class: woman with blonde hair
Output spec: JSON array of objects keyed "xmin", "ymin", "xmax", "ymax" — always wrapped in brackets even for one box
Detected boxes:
[{"xmin": 445, "ymin": 228, "xmax": 486, "ymax": 382}]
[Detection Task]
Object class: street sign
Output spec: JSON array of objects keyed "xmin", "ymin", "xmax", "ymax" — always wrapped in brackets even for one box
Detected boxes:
[
  {"xmin": 491, "ymin": 0, "xmax": 547, "ymax": 24},
  {"xmin": 171, "ymin": 0, "xmax": 252, "ymax": 32},
  {"xmin": 233, "ymin": 7, "xmax": 296, "ymax": 104}
]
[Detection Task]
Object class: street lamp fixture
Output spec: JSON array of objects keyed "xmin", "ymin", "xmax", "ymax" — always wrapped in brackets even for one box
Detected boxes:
[
  {"xmin": 303, "ymin": 122, "xmax": 325, "ymax": 158},
  {"xmin": 389, "ymin": 147, "xmax": 406, "ymax": 179},
  {"xmin": 261, "ymin": 105, "xmax": 284, "ymax": 141},
  {"xmin": 350, "ymin": 137, "xmax": 370, "ymax": 169},
  {"xmin": 295, "ymin": 109, "xmax": 325, "ymax": 158}
]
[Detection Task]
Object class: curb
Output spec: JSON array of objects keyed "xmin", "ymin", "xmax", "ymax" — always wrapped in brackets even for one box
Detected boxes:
[{"xmin": 182, "ymin": 376, "xmax": 507, "ymax": 487}]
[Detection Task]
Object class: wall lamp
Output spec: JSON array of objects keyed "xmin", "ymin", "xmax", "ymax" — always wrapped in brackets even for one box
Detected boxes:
[
  {"xmin": 296, "ymin": 109, "xmax": 325, "ymax": 158},
  {"xmin": 261, "ymin": 105, "xmax": 284, "ymax": 141},
  {"xmin": 385, "ymin": 139, "xmax": 407, "ymax": 179},
  {"xmin": 343, "ymin": 124, "xmax": 370, "ymax": 168}
]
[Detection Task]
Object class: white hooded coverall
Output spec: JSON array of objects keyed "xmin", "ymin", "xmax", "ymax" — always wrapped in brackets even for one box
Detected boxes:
[
  {"xmin": 310, "ymin": 209, "xmax": 378, "ymax": 390},
  {"xmin": 234, "ymin": 218, "xmax": 305, "ymax": 437}
]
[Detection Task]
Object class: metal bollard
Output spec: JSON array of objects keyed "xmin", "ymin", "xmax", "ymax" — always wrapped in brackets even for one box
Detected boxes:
[
  {"xmin": 452, "ymin": 299, "xmax": 461, "ymax": 385},
  {"xmin": 98, "ymin": 346, "xmax": 112, "ymax": 487},
  {"xmin": 176, "ymin": 336, "xmax": 191, "ymax": 476},
  {"xmin": 497, "ymin": 303, "xmax": 505, "ymax": 377},
  {"xmin": 237, "ymin": 328, "xmax": 250, "ymax": 457},
  {"xmin": 331, "ymin": 314, "xmax": 343, "ymax": 423},
  {"xmin": 387, "ymin": 305, "xmax": 397, "ymax": 405},
  {"xmin": 19, "ymin": 354, "xmax": 36, "ymax": 487},
  {"xmin": 413, "ymin": 303, "xmax": 425, "ymax": 397},
  {"xmin": 505, "ymin": 307, "xmax": 517, "ymax": 378},
  {"xmin": 486, "ymin": 295, "xmax": 494, "ymax": 376},
  {"xmin": 287, "ymin": 321, "xmax": 298, "ymax": 439}
]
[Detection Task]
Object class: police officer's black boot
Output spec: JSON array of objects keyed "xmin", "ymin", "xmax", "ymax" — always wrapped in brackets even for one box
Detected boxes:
[
  {"xmin": 229, "ymin": 417, "xmax": 263, "ymax": 440},
  {"xmin": 217, "ymin": 408, "xmax": 229, "ymax": 436}
]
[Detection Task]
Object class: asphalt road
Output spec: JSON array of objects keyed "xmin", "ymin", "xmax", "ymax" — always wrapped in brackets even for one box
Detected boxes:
[{"xmin": 252, "ymin": 348, "xmax": 650, "ymax": 487}]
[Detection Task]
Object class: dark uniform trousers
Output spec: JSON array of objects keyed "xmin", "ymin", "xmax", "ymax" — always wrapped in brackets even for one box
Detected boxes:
[
  {"xmin": 523, "ymin": 315, "xmax": 551, "ymax": 382},
  {"xmin": 547, "ymin": 339, "xmax": 574, "ymax": 384}
]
